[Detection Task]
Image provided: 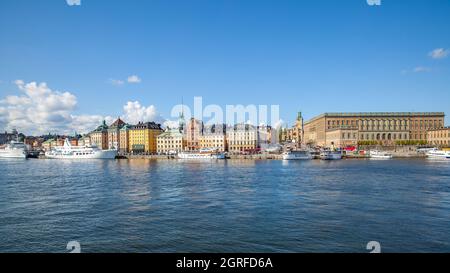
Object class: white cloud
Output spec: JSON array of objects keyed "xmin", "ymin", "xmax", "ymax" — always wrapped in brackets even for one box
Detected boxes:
[
  {"xmin": 163, "ymin": 120, "xmax": 180, "ymax": 129},
  {"xmin": 66, "ymin": 0, "xmax": 81, "ymax": 6},
  {"xmin": 0, "ymin": 81, "xmax": 115, "ymax": 135},
  {"xmin": 123, "ymin": 101, "xmax": 163, "ymax": 124},
  {"xmin": 429, "ymin": 48, "xmax": 449, "ymax": 59},
  {"xmin": 127, "ymin": 75, "xmax": 142, "ymax": 84},
  {"xmin": 0, "ymin": 81, "xmax": 176, "ymax": 136},
  {"xmin": 109, "ymin": 79, "xmax": 125, "ymax": 86},
  {"xmin": 413, "ymin": 66, "xmax": 431, "ymax": 73}
]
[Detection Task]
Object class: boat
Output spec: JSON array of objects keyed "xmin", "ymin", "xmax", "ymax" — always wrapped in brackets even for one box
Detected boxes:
[
  {"xmin": 282, "ymin": 150, "xmax": 312, "ymax": 160},
  {"xmin": 320, "ymin": 150, "xmax": 342, "ymax": 160},
  {"xmin": 369, "ymin": 150, "xmax": 393, "ymax": 159},
  {"xmin": 426, "ymin": 149, "xmax": 450, "ymax": 160},
  {"xmin": 0, "ymin": 141, "xmax": 28, "ymax": 159},
  {"xmin": 45, "ymin": 139, "xmax": 117, "ymax": 159},
  {"xmin": 178, "ymin": 148, "xmax": 226, "ymax": 160}
]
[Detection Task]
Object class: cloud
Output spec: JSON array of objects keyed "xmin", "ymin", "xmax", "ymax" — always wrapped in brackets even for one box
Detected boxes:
[
  {"xmin": 127, "ymin": 75, "xmax": 142, "ymax": 84},
  {"xmin": 109, "ymin": 79, "xmax": 125, "ymax": 86},
  {"xmin": 413, "ymin": 66, "xmax": 431, "ymax": 73},
  {"xmin": 123, "ymin": 101, "xmax": 163, "ymax": 124},
  {"xmin": 0, "ymin": 81, "xmax": 116, "ymax": 135},
  {"xmin": 66, "ymin": 0, "xmax": 81, "ymax": 6},
  {"xmin": 0, "ymin": 81, "xmax": 176, "ymax": 136},
  {"xmin": 429, "ymin": 48, "xmax": 449, "ymax": 59}
]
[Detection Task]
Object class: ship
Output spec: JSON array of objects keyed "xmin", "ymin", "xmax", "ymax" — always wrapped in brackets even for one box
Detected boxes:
[
  {"xmin": 426, "ymin": 148, "xmax": 450, "ymax": 160},
  {"xmin": 282, "ymin": 150, "xmax": 312, "ymax": 160},
  {"xmin": 45, "ymin": 139, "xmax": 117, "ymax": 159},
  {"xmin": 320, "ymin": 150, "xmax": 343, "ymax": 160},
  {"xmin": 0, "ymin": 141, "xmax": 28, "ymax": 159},
  {"xmin": 178, "ymin": 148, "xmax": 226, "ymax": 160},
  {"xmin": 369, "ymin": 150, "xmax": 393, "ymax": 160}
]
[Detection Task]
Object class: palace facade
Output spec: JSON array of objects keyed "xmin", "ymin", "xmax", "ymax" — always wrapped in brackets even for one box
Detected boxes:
[
  {"xmin": 304, "ymin": 112, "xmax": 445, "ymax": 147},
  {"xmin": 427, "ymin": 127, "xmax": 450, "ymax": 147}
]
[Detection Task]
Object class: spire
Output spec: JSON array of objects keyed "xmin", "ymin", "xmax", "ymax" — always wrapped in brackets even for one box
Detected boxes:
[{"xmin": 179, "ymin": 97, "xmax": 186, "ymax": 131}]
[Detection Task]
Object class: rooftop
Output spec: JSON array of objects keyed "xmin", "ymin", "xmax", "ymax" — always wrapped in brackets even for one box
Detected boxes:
[{"xmin": 306, "ymin": 112, "xmax": 445, "ymax": 124}]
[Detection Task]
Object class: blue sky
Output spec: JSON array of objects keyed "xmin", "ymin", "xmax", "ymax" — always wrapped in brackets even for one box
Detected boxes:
[{"xmin": 0, "ymin": 0, "xmax": 449, "ymax": 134}]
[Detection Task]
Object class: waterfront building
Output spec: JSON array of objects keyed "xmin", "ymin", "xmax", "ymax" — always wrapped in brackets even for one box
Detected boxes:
[
  {"xmin": 78, "ymin": 136, "xmax": 91, "ymax": 147},
  {"xmin": 42, "ymin": 139, "xmax": 56, "ymax": 151},
  {"xmin": 107, "ymin": 118, "xmax": 126, "ymax": 150},
  {"xmin": 89, "ymin": 120, "xmax": 109, "ymax": 150},
  {"xmin": 157, "ymin": 128, "xmax": 186, "ymax": 154},
  {"xmin": 0, "ymin": 129, "xmax": 20, "ymax": 145},
  {"xmin": 280, "ymin": 112, "xmax": 304, "ymax": 146},
  {"xmin": 128, "ymin": 122, "xmax": 163, "ymax": 154},
  {"xmin": 257, "ymin": 125, "xmax": 273, "ymax": 146},
  {"xmin": 24, "ymin": 137, "xmax": 44, "ymax": 150},
  {"xmin": 119, "ymin": 124, "xmax": 131, "ymax": 154},
  {"xmin": 427, "ymin": 127, "xmax": 450, "ymax": 147},
  {"xmin": 227, "ymin": 124, "xmax": 258, "ymax": 153},
  {"xmin": 185, "ymin": 118, "xmax": 204, "ymax": 151},
  {"xmin": 200, "ymin": 124, "xmax": 227, "ymax": 152},
  {"xmin": 325, "ymin": 127, "xmax": 359, "ymax": 149},
  {"xmin": 304, "ymin": 112, "xmax": 445, "ymax": 147}
]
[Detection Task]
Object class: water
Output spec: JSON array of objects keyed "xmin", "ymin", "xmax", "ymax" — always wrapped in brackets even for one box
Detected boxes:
[{"xmin": 0, "ymin": 158, "xmax": 449, "ymax": 253}]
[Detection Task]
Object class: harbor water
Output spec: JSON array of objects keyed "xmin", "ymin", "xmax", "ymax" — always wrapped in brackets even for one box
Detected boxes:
[{"xmin": 0, "ymin": 158, "xmax": 449, "ymax": 253}]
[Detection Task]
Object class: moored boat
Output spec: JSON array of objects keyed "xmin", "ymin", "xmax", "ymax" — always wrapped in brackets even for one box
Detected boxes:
[
  {"xmin": 426, "ymin": 149, "xmax": 450, "ymax": 160},
  {"xmin": 369, "ymin": 150, "xmax": 393, "ymax": 159},
  {"xmin": 178, "ymin": 148, "xmax": 226, "ymax": 160},
  {"xmin": 0, "ymin": 141, "xmax": 28, "ymax": 159},
  {"xmin": 282, "ymin": 150, "xmax": 312, "ymax": 160},
  {"xmin": 45, "ymin": 139, "xmax": 117, "ymax": 159},
  {"xmin": 320, "ymin": 150, "xmax": 342, "ymax": 160}
]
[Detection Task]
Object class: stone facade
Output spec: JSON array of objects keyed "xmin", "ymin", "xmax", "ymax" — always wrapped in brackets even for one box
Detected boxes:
[
  {"xmin": 304, "ymin": 112, "xmax": 445, "ymax": 147},
  {"xmin": 427, "ymin": 127, "xmax": 450, "ymax": 147}
]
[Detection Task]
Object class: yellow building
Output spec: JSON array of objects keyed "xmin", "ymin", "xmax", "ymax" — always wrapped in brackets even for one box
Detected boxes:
[
  {"xmin": 128, "ymin": 122, "xmax": 163, "ymax": 154},
  {"xmin": 304, "ymin": 112, "xmax": 445, "ymax": 147},
  {"xmin": 157, "ymin": 129, "xmax": 186, "ymax": 154},
  {"xmin": 119, "ymin": 124, "xmax": 131, "ymax": 154},
  {"xmin": 89, "ymin": 120, "xmax": 109, "ymax": 150},
  {"xmin": 427, "ymin": 127, "xmax": 450, "ymax": 147},
  {"xmin": 200, "ymin": 124, "xmax": 227, "ymax": 152},
  {"xmin": 227, "ymin": 124, "xmax": 258, "ymax": 154}
]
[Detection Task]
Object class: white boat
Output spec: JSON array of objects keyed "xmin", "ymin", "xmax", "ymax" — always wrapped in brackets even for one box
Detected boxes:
[
  {"xmin": 45, "ymin": 139, "xmax": 117, "ymax": 159},
  {"xmin": 426, "ymin": 149, "xmax": 450, "ymax": 160},
  {"xmin": 0, "ymin": 141, "xmax": 28, "ymax": 159},
  {"xmin": 282, "ymin": 150, "xmax": 312, "ymax": 160},
  {"xmin": 369, "ymin": 150, "xmax": 393, "ymax": 159},
  {"xmin": 320, "ymin": 150, "xmax": 342, "ymax": 160},
  {"xmin": 178, "ymin": 149, "xmax": 226, "ymax": 160}
]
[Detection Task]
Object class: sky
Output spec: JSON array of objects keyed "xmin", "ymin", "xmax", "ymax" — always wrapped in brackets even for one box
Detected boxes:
[{"xmin": 0, "ymin": 0, "xmax": 450, "ymax": 135}]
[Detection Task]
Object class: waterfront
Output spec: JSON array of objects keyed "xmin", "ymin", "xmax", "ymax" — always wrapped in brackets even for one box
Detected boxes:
[{"xmin": 0, "ymin": 159, "xmax": 449, "ymax": 253}]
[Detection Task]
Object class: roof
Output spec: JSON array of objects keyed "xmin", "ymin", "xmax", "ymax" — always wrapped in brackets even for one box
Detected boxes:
[
  {"xmin": 131, "ymin": 122, "xmax": 163, "ymax": 130},
  {"xmin": 157, "ymin": 129, "xmax": 183, "ymax": 138},
  {"xmin": 306, "ymin": 112, "xmax": 445, "ymax": 124},
  {"xmin": 109, "ymin": 118, "xmax": 126, "ymax": 129}
]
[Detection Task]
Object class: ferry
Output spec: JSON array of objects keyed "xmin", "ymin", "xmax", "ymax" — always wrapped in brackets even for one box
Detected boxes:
[
  {"xmin": 426, "ymin": 149, "xmax": 450, "ymax": 160},
  {"xmin": 45, "ymin": 139, "xmax": 117, "ymax": 159},
  {"xmin": 369, "ymin": 150, "xmax": 393, "ymax": 160},
  {"xmin": 282, "ymin": 150, "xmax": 312, "ymax": 160},
  {"xmin": 178, "ymin": 148, "xmax": 226, "ymax": 160},
  {"xmin": 320, "ymin": 150, "xmax": 342, "ymax": 160},
  {"xmin": 0, "ymin": 141, "xmax": 28, "ymax": 159}
]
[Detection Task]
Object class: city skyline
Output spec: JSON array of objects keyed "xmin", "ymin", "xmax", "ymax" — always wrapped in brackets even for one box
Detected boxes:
[{"xmin": 1, "ymin": 0, "xmax": 450, "ymax": 135}]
